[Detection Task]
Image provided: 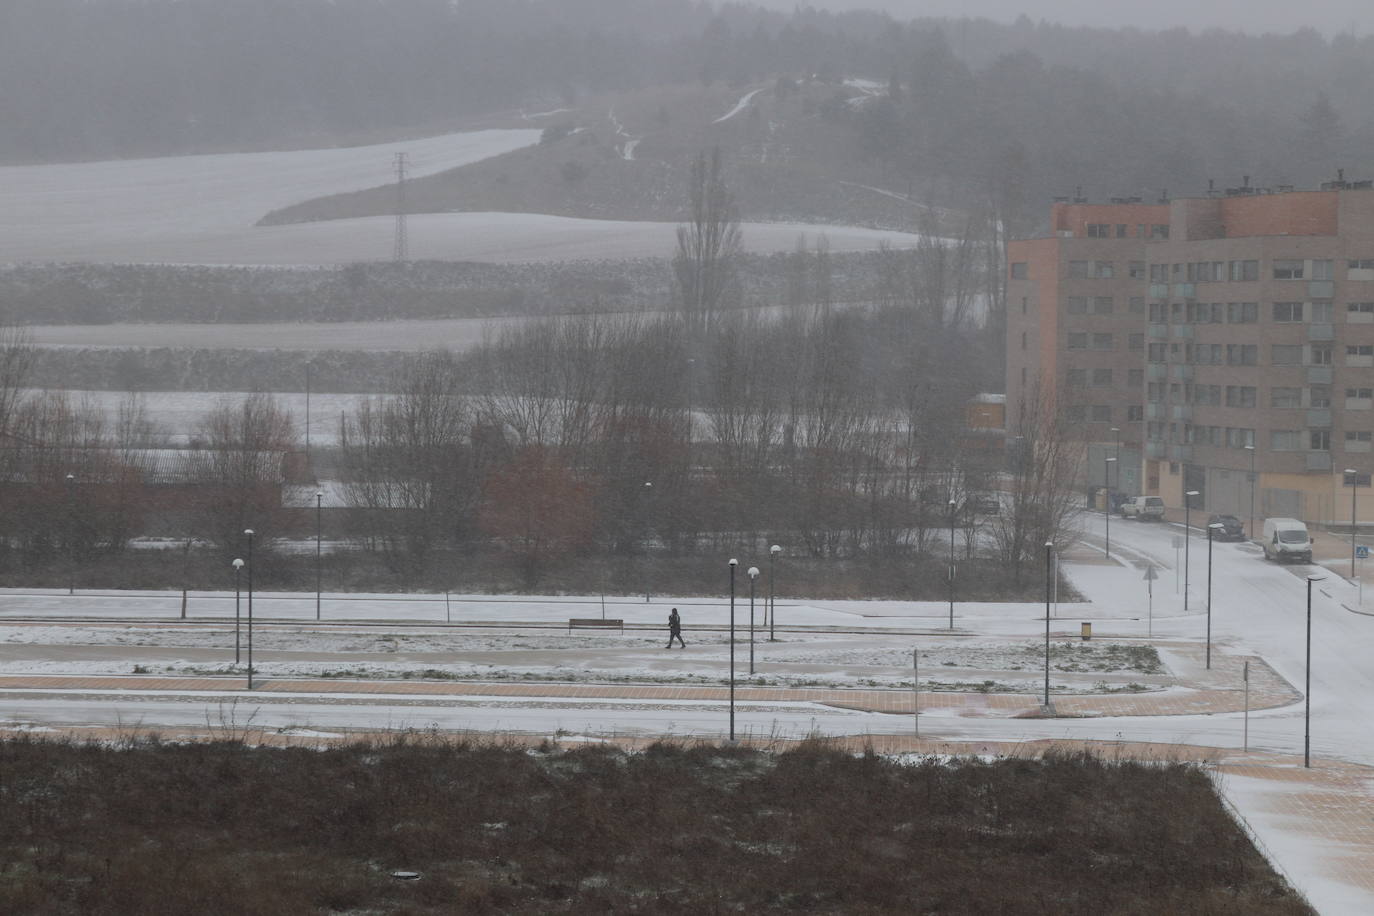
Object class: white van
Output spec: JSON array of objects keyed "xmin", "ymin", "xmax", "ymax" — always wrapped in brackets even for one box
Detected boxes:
[{"xmin": 1262, "ymin": 518, "xmax": 1312, "ymax": 563}]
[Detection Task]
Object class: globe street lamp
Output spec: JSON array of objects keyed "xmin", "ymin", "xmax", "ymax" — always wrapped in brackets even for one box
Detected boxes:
[
  {"xmin": 1245, "ymin": 444, "xmax": 1257, "ymax": 542},
  {"xmin": 728, "ymin": 558, "xmax": 738, "ymax": 741},
  {"xmin": 1206, "ymin": 522, "xmax": 1224, "ymax": 669},
  {"xmin": 245, "ymin": 528, "xmax": 255, "ymax": 690},
  {"xmin": 948, "ymin": 498, "xmax": 957, "ymax": 629},
  {"xmin": 768, "ymin": 544, "xmax": 781, "ymax": 641},
  {"xmin": 1184, "ymin": 490, "xmax": 1200, "ymax": 611},
  {"xmin": 1104, "ymin": 456, "xmax": 1117, "ymax": 559},
  {"xmin": 1305, "ymin": 573, "xmax": 1325, "ymax": 768},
  {"xmin": 1044, "ymin": 541, "xmax": 1054, "ymax": 709},
  {"xmin": 232, "ymin": 558, "xmax": 244, "ymax": 665},
  {"xmin": 748, "ymin": 566, "xmax": 759, "ymax": 675}
]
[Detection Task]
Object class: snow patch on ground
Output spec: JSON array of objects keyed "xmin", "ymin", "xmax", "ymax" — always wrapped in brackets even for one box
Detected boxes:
[{"xmin": 713, "ymin": 88, "xmax": 765, "ymax": 124}]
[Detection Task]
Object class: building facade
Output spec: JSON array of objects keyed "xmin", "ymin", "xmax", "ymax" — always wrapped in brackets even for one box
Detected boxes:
[{"xmin": 1007, "ymin": 184, "xmax": 1374, "ymax": 525}]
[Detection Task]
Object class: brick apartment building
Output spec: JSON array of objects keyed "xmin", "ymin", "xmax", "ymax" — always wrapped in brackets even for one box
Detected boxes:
[{"xmin": 1007, "ymin": 181, "xmax": 1374, "ymax": 526}]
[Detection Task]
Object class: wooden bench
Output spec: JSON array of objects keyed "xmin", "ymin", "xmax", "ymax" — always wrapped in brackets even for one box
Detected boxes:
[{"xmin": 568, "ymin": 618, "xmax": 624, "ymax": 633}]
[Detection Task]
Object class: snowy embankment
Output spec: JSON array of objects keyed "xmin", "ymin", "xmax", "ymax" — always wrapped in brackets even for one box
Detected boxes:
[{"xmin": 713, "ymin": 88, "xmax": 765, "ymax": 124}]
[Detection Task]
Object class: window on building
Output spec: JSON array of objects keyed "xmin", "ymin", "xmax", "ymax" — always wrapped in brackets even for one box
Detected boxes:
[
  {"xmin": 1311, "ymin": 301, "xmax": 1334, "ymax": 322},
  {"xmin": 1312, "ymin": 345, "xmax": 1334, "ymax": 365},
  {"xmin": 1311, "ymin": 385, "xmax": 1331, "ymax": 408},
  {"xmin": 1195, "ymin": 385, "xmax": 1220, "ymax": 405},
  {"xmin": 1149, "ymin": 302, "xmax": 1167, "ymax": 323},
  {"xmin": 1311, "ymin": 429, "xmax": 1331, "ymax": 451},
  {"xmin": 1347, "ymin": 345, "xmax": 1374, "ymax": 357},
  {"xmin": 1148, "ymin": 343, "xmax": 1166, "ymax": 362},
  {"xmin": 1021, "ymin": 367, "xmax": 1027, "ymax": 384},
  {"xmin": 1195, "ymin": 344, "xmax": 1223, "ymax": 365},
  {"xmin": 1129, "ymin": 261, "xmax": 1146, "ymax": 279},
  {"xmin": 1150, "ymin": 224, "xmax": 1169, "ymax": 239},
  {"xmin": 1092, "ymin": 333, "xmax": 1114, "ymax": 350},
  {"xmin": 1091, "ymin": 368, "xmax": 1113, "ymax": 387},
  {"xmin": 1093, "ymin": 296, "xmax": 1113, "ymax": 314},
  {"xmin": 1225, "ymin": 386, "xmax": 1257, "ymax": 408},
  {"xmin": 1228, "ymin": 428, "xmax": 1255, "ymax": 449},
  {"xmin": 1068, "ymin": 261, "xmax": 1089, "ymax": 279},
  {"xmin": 1090, "ymin": 405, "xmax": 1112, "ymax": 422},
  {"xmin": 1011, "ymin": 262, "xmax": 1028, "ymax": 279},
  {"xmin": 1128, "ymin": 333, "xmax": 1144, "ymax": 351},
  {"xmin": 1171, "ymin": 302, "xmax": 1184, "ymax": 322},
  {"xmin": 1067, "ymin": 405, "xmax": 1086, "ymax": 422},
  {"xmin": 1129, "ymin": 369, "xmax": 1144, "ymax": 387},
  {"xmin": 1272, "ymin": 345, "xmax": 1303, "ymax": 365},
  {"xmin": 1067, "ymin": 369, "xmax": 1087, "ymax": 387},
  {"xmin": 1273, "ymin": 302, "xmax": 1303, "ymax": 322},
  {"xmin": 1273, "ymin": 259, "xmax": 1305, "ymax": 280},
  {"xmin": 1349, "ymin": 302, "xmax": 1374, "ymax": 316},
  {"xmin": 1094, "ymin": 261, "xmax": 1115, "ymax": 279},
  {"xmin": 1346, "ymin": 431, "xmax": 1373, "ymax": 443},
  {"xmin": 1116, "ymin": 224, "xmax": 1128, "ymax": 238},
  {"xmin": 1272, "ymin": 387, "xmax": 1302, "ymax": 408},
  {"xmin": 1149, "ymin": 264, "xmax": 1167, "ymax": 283},
  {"xmin": 1147, "ymin": 382, "xmax": 1164, "ymax": 402},
  {"xmin": 1087, "ymin": 223, "xmax": 1110, "ymax": 238},
  {"xmin": 1066, "ymin": 296, "xmax": 1087, "ymax": 314},
  {"xmin": 1127, "ymin": 405, "xmax": 1144, "ymax": 421},
  {"xmin": 1349, "ymin": 259, "xmax": 1374, "ymax": 270},
  {"xmin": 1311, "ymin": 259, "xmax": 1334, "ymax": 280},
  {"xmin": 1271, "ymin": 430, "xmax": 1302, "ymax": 450},
  {"xmin": 1228, "ymin": 301, "xmax": 1258, "ymax": 323},
  {"xmin": 1068, "ymin": 333, "xmax": 1088, "ymax": 349},
  {"xmin": 1227, "ymin": 344, "xmax": 1257, "ymax": 365},
  {"xmin": 1021, "ymin": 331, "xmax": 1027, "ymax": 350},
  {"xmin": 1229, "ymin": 260, "xmax": 1259, "ymax": 281},
  {"xmin": 1021, "ymin": 297, "xmax": 1028, "ymax": 314},
  {"xmin": 1129, "ymin": 297, "xmax": 1145, "ymax": 314},
  {"xmin": 1346, "ymin": 388, "xmax": 1374, "ymax": 406}
]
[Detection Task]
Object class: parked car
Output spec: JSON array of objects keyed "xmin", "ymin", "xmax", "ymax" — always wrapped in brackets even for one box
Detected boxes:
[
  {"xmin": 1120, "ymin": 496, "xmax": 1165, "ymax": 519},
  {"xmin": 1262, "ymin": 517, "xmax": 1313, "ymax": 563},
  {"xmin": 1207, "ymin": 514, "xmax": 1246, "ymax": 541}
]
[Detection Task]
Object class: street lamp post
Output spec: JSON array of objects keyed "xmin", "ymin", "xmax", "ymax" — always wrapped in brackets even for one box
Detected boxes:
[
  {"xmin": 1044, "ymin": 541, "xmax": 1053, "ymax": 709},
  {"xmin": 1110, "ymin": 424, "xmax": 1121, "ymax": 509},
  {"xmin": 948, "ymin": 498, "xmax": 957, "ymax": 629},
  {"xmin": 768, "ymin": 544, "xmax": 780, "ymax": 641},
  {"xmin": 748, "ymin": 567, "xmax": 759, "ymax": 675},
  {"xmin": 1345, "ymin": 469, "xmax": 1359, "ymax": 579},
  {"xmin": 65, "ymin": 473, "xmax": 76, "ymax": 595},
  {"xmin": 315, "ymin": 490, "xmax": 323, "ymax": 621},
  {"xmin": 643, "ymin": 481, "xmax": 653, "ymax": 602},
  {"xmin": 1184, "ymin": 490, "xmax": 1200, "ymax": 611},
  {"xmin": 232, "ymin": 558, "xmax": 244, "ymax": 665},
  {"xmin": 1104, "ymin": 456, "xmax": 1117, "ymax": 559},
  {"xmin": 1206, "ymin": 522, "xmax": 1223, "ymax": 669},
  {"xmin": 1305, "ymin": 574, "xmax": 1324, "ymax": 768},
  {"xmin": 1245, "ymin": 444, "xmax": 1257, "ymax": 542},
  {"xmin": 245, "ymin": 528, "xmax": 255, "ymax": 690},
  {"xmin": 728, "ymin": 558, "xmax": 738, "ymax": 741}
]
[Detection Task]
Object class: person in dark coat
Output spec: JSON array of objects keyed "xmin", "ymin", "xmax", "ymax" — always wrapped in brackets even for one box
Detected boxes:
[{"xmin": 666, "ymin": 607, "xmax": 685, "ymax": 648}]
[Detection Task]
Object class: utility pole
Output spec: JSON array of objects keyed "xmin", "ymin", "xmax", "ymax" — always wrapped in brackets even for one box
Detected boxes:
[{"xmin": 393, "ymin": 151, "xmax": 409, "ymax": 262}]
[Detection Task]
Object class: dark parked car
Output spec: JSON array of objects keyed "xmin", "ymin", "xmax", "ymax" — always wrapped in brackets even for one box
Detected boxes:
[{"xmin": 1207, "ymin": 514, "xmax": 1246, "ymax": 541}]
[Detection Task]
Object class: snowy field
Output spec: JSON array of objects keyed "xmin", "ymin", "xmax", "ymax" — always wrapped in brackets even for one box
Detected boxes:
[{"xmin": 0, "ymin": 128, "xmax": 920, "ymax": 265}]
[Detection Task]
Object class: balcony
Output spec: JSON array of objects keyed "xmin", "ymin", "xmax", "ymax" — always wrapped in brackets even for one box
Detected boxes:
[
  {"xmin": 1145, "ymin": 441, "xmax": 1166, "ymax": 459},
  {"xmin": 1147, "ymin": 364, "xmax": 1168, "ymax": 380},
  {"xmin": 1308, "ymin": 323, "xmax": 1335, "ymax": 341},
  {"xmin": 1170, "ymin": 364, "xmax": 1194, "ymax": 380},
  {"xmin": 1173, "ymin": 324, "xmax": 1194, "ymax": 339},
  {"xmin": 1173, "ymin": 283, "xmax": 1196, "ymax": 298},
  {"xmin": 1172, "ymin": 405, "xmax": 1193, "ymax": 421},
  {"xmin": 1309, "ymin": 280, "xmax": 1335, "ymax": 299},
  {"xmin": 1149, "ymin": 284, "xmax": 1169, "ymax": 298},
  {"xmin": 1307, "ymin": 366, "xmax": 1334, "ymax": 384},
  {"xmin": 1306, "ymin": 451, "xmax": 1333, "ymax": 471},
  {"xmin": 1146, "ymin": 402, "xmax": 1166, "ymax": 420},
  {"xmin": 1169, "ymin": 445, "xmax": 1193, "ymax": 462},
  {"xmin": 1306, "ymin": 409, "xmax": 1332, "ymax": 427},
  {"xmin": 1148, "ymin": 324, "xmax": 1169, "ymax": 338}
]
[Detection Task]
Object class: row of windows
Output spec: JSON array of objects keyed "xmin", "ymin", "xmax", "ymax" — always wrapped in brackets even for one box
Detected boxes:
[
  {"xmin": 1067, "ymin": 368, "xmax": 1146, "ymax": 387},
  {"xmin": 1065, "ymin": 295, "xmax": 1147, "ymax": 315},
  {"xmin": 1144, "ymin": 342, "xmax": 1374, "ymax": 365},
  {"xmin": 1010, "ymin": 257, "xmax": 1374, "ymax": 282},
  {"xmin": 1142, "ymin": 383, "xmax": 1365, "ymax": 409},
  {"xmin": 1152, "ymin": 300, "xmax": 1374, "ymax": 324},
  {"xmin": 1146, "ymin": 424, "xmax": 1374, "ymax": 451},
  {"xmin": 1066, "ymin": 404, "xmax": 1146, "ymax": 423},
  {"xmin": 1084, "ymin": 223, "xmax": 1169, "ymax": 240}
]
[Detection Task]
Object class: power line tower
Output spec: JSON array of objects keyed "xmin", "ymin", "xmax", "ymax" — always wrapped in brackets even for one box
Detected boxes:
[{"xmin": 393, "ymin": 151, "xmax": 409, "ymax": 262}]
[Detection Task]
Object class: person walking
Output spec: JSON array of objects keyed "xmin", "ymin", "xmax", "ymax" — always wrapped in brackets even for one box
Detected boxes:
[{"xmin": 666, "ymin": 607, "xmax": 686, "ymax": 648}]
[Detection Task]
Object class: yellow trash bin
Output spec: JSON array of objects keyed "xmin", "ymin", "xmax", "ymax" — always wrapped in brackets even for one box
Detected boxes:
[{"xmin": 1080, "ymin": 622, "xmax": 1092, "ymax": 641}]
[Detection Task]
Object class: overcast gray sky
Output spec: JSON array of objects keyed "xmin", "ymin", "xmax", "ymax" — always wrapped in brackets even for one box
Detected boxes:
[{"xmin": 756, "ymin": 1, "xmax": 1366, "ymax": 37}]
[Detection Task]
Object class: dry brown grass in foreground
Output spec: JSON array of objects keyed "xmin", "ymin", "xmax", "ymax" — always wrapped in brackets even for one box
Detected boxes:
[{"xmin": 0, "ymin": 735, "xmax": 1310, "ymax": 914}]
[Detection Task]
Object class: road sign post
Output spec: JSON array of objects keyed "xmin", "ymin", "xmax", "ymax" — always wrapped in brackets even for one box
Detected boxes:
[
  {"xmin": 1172, "ymin": 535, "xmax": 1185, "ymax": 595},
  {"xmin": 1143, "ymin": 564, "xmax": 1158, "ymax": 637},
  {"xmin": 1243, "ymin": 660, "xmax": 1250, "ymax": 752}
]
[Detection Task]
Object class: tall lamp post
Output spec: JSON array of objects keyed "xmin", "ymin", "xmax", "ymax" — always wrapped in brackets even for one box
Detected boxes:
[
  {"xmin": 1206, "ymin": 522, "xmax": 1223, "ymax": 669},
  {"xmin": 1043, "ymin": 541, "xmax": 1054, "ymax": 709},
  {"xmin": 315, "ymin": 490, "xmax": 323, "ymax": 621},
  {"xmin": 1104, "ymin": 456, "xmax": 1117, "ymax": 559},
  {"xmin": 948, "ymin": 498, "xmax": 957, "ymax": 629},
  {"xmin": 1245, "ymin": 444, "xmax": 1257, "ymax": 542},
  {"xmin": 1345, "ymin": 469, "xmax": 1360, "ymax": 579},
  {"xmin": 245, "ymin": 528, "xmax": 255, "ymax": 690},
  {"xmin": 1305, "ymin": 574, "xmax": 1324, "ymax": 768},
  {"xmin": 728, "ymin": 558, "xmax": 738, "ymax": 741},
  {"xmin": 643, "ymin": 482, "xmax": 653, "ymax": 602},
  {"xmin": 1110, "ymin": 425, "xmax": 1121, "ymax": 502},
  {"xmin": 232, "ymin": 558, "xmax": 244, "ymax": 664},
  {"xmin": 768, "ymin": 544, "xmax": 780, "ymax": 641},
  {"xmin": 1184, "ymin": 490, "xmax": 1200, "ymax": 611},
  {"xmin": 65, "ymin": 473, "xmax": 76, "ymax": 595},
  {"xmin": 747, "ymin": 566, "xmax": 759, "ymax": 675}
]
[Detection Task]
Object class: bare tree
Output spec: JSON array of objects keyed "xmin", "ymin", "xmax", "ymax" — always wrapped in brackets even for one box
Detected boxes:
[
  {"xmin": 673, "ymin": 147, "xmax": 742, "ymax": 335},
  {"xmin": 188, "ymin": 394, "xmax": 297, "ymax": 552}
]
